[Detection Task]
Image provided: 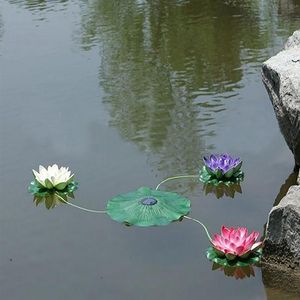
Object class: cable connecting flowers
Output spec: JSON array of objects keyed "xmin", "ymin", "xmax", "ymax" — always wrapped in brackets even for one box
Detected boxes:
[{"xmin": 28, "ymin": 157, "xmax": 263, "ymax": 268}]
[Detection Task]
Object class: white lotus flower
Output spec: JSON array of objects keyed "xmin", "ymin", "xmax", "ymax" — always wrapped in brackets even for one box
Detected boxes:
[{"xmin": 32, "ymin": 164, "xmax": 74, "ymax": 190}]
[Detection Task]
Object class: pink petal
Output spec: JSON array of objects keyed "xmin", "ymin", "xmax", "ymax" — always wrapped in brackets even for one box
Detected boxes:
[
  {"xmin": 229, "ymin": 242, "xmax": 237, "ymax": 252},
  {"xmin": 235, "ymin": 246, "xmax": 247, "ymax": 256},
  {"xmin": 239, "ymin": 227, "xmax": 248, "ymax": 239},
  {"xmin": 212, "ymin": 234, "xmax": 224, "ymax": 249},
  {"xmin": 250, "ymin": 241, "xmax": 262, "ymax": 251},
  {"xmin": 245, "ymin": 232, "xmax": 257, "ymax": 245},
  {"xmin": 221, "ymin": 225, "xmax": 230, "ymax": 239},
  {"xmin": 212, "ymin": 234, "xmax": 222, "ymax": 244},
  {"xmin": 230, "ymin": 231, "xmax": 237, "ymax": 241},
  {"xmin": 244, "ymin": 237, "xmax": 255, "ymax": 249}
]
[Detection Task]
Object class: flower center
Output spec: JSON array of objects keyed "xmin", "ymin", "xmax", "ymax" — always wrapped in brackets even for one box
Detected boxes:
[{"xmin": 141, "ymin": 197, "xmax": 158, "ymax": 206}]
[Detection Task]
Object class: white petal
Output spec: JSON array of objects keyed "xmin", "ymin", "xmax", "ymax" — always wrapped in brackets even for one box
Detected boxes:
[
  {"xmin": 40, "ymin": 168, "xmax": 48, "ymax": 178},
  {"xmin": 32, "ymin": 169, "xmax": 39, "ymax": 178},
  {"xmin": 33, "ymin": 172, "xmax": 45, "ymax": 186},
  {"xmin": 55, "ymin": 173, "xmax": 65, "ymax": 184},
  {"xmin": 39, "ymin": 165, "xmax": 46, "ymax": 173},
  {"xmin": 60, "ymin": 167, "xmax": 67, "ymax": 173}
]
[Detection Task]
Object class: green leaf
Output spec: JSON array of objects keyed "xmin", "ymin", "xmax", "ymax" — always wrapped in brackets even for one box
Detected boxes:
[
  {"xmin": 199, "ymin": 166, "xmax": 244, "ymax": 186},
  {"xmin": 55, "ymin": 182, "xmax": 68, "ymax": 191},
  {"xmin": 44, "ymin": 179, "xmax": 53, "ymax": 189},
  {"xmin": 28, "ymin": 180, "xmax": 78, "ymax": 196},
  {"xmin": 224, "ymin": 169, "xmax": 234, "ymax": 178},
  {"xmin": 233, "ymin": 161, "xmax": 242, "ymax": 174},
  {"xmin": 107, "ymin": 187, "xmax": 191, "ymax": 227},
  {"xmin": 206, "ymin": 247, "xmax": 262, "ymax": 267}
]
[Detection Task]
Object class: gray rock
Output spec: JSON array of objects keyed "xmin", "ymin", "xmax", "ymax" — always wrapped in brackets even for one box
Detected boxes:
[
  {"xmin": 262, "ymin": 29, "xmax": 300, "ymax": 167},
  {"xmin": 285, "ymin": 30, "xmax": 300, "ymax": 50},
  {"xmin": 263, "ymin": 185, "xmax": 300, "ymax": 268}
]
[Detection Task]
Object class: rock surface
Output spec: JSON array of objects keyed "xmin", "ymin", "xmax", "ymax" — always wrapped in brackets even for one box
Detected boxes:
[
  {"xmin": 262, "ymin": 29, "xmax": 300, "ymax": 167},
  {"xmin": 262, "ymin": 263, "xmax": 300, "ymax": 300},
  {"xmin": 263, "ymin": 185, "xmax": 300, "ymax": 268}
]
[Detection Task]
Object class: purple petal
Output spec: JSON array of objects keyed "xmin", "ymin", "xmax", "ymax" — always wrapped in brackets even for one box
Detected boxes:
[{"xmin": 210, "ymin": 154, "xmax": 218, "ymax": 163}]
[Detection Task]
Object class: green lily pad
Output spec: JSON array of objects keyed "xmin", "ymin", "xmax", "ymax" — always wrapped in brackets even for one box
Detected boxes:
[
  {"xmin": 206, "ymin": 247, "xmax": 262, "ymax": 267},
  {"xmin": 106, "ymin": 187, "xmax": 191, "ymax": 227},
  {"xmin": 199, "ymin": 166, "xmax": 244, "ymax": 186}
]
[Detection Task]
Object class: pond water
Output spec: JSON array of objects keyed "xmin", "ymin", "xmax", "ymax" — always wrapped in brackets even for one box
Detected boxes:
[{"xmin": 1, "ymin": 0, "xmax": 300, "ymax": 299}]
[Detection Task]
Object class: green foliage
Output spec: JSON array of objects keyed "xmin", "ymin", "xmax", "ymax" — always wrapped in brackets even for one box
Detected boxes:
[
  {"xmin": 29, "ymin": 180, "xmax": 78, "ymax": 209},
  {"xmin": 28, "ymin": 180, "xmax": 78, "ymax": 196},
  {"xmin": 199, "ymin": 166, "xmax": 244, "ymax": 186},
  {"xmin": 107, "ymin": 187, "xmax": 191, "ymax": 227},
  {"xmin": 206, "ymin": 247, "xmax": 262, "ymax": 267}
]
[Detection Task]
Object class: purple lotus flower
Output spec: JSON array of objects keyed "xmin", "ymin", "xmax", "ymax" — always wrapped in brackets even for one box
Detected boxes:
[{"xmin": 203, "ymin": 154, "xmax": 242, "ymax": 179}]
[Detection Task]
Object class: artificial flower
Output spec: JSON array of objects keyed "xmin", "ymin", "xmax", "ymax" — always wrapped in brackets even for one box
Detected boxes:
[
  {"xmin": 32, "ymin": 164, "xmax": 74, "ymax": 190},
  {"xmin": 200, "ymin": 154, "xmax": 243, "ymax": 185}
]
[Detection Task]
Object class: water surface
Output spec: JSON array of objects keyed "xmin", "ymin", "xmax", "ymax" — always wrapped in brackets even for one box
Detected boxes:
[{"xmin": 1, "ymin": 0, "xmax": 300, "ymax": 299}]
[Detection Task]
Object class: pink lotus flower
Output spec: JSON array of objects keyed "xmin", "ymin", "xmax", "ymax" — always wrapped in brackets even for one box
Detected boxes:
[{"xmin": 212, "ymin": 226, "xmax": 262, "ymax": 260}]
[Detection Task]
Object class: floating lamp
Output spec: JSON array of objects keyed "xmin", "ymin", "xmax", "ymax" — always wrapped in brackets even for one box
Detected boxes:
[
  {"xmin": 29, "ymin": 165, "xmax": 78, "ymax": 205},
  {"xmin": 207, "ymin": 226, "xmax": 263, "ymax": 267},
  {"xmin": 199, "ymin": 154, "xmax": 244, "ymax": 185},
  {"xmin": 28, "ymin": 165, "xmax": 78, "ymax": 209},
  {"xmin": 32, "ymin": 165, "xmax": 75, "ymax": 191},
  {"xmin": 27, "ymin": 163, "xmax": 264, "ymax": 268},
  {"xmin": 106, "ymin": 187, "xmax": 191, "ymax": 227}
]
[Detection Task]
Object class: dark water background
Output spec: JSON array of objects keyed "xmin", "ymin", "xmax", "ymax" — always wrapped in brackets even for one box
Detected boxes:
[{"xmin": 1, "ymin": 0, "xmax": 300, "ymax": 299}]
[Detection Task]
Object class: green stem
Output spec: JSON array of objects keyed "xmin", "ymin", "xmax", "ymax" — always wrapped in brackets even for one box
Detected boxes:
[
  {"xmin": 155, "ymin": 175, "xmax": 198, "ymax": 190},
  {"xmin": 183, "ymin": 216, "xmax": 212, "ymax": 242},
  {"xmin": 55, "ymin": 193, "xmax": 106, "ymax": 214}
]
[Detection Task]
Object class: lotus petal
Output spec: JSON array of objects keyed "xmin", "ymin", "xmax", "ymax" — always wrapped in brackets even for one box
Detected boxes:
[
  {"xmin": 31, "ymin": 164, "xmax": 76, "ymax": 191},
  {"xmin": 210, "ymin": 226, "xmax": 263, "ymax": 261},
  {"xmin": 200, "ymin": 154, "xmax": 244, "ymax": 185}
]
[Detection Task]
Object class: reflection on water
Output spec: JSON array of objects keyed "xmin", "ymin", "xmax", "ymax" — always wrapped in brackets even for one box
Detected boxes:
[
  {"xmin": 262, "ymin": 263, "xmax": 300, "ymax": 300},
  {"xmin": 203, "ymin": 182, "xmax": 242, "ymax": 199},
  {"xmin": 7, "ymin": 0, "xmax": 68, "ymax": 12},
  {"xmin": 78, "ymin": 0, "xmax": 299, "ymax": 176},
  {"xmin": 278, "ymin": 0, "xmax": 300, "ymax": 17},
  {"xmin": 4, "ymin": 0, "xmax": 300, "ymax": 177},
  {"xmin": 212, "ymin": 263, "xmax": 256, "ymax": 280},
  {"xmin": 2, "ymin": 0, "xmax": 300, "ymax": 299},
  {"xmin": 33, "ymin": 192, "xmax": 74, "ymax": 209},
  {"xmin": 272, "ymin": 171, "xmax": 298, "ymax": 207}
]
